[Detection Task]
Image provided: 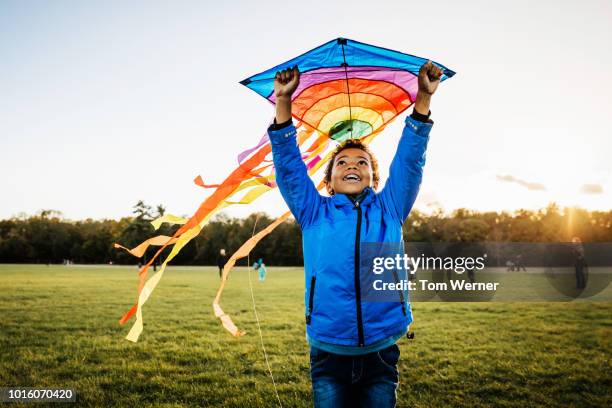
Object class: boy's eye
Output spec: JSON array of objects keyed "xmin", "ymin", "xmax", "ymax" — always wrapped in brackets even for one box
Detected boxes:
[
  {"xmin": 337, "ymin": 160, "xmax": 346, "ymax": 166},
  {"xmin": 359, "ymin": 160, "xmax": 368, "ymax": 166}
]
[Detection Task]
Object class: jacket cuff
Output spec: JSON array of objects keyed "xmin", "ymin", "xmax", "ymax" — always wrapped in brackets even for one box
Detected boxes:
[
  {"xmin": 410, "ymin": 109, "xmax": 433, "ymax": 124},
  {"xmin": 268, "ymin": 118, "xmax": 293, "ymax": 131},
  {"xmin": 268, "ymin": 120, "xmax": 297, "ymax": 145},
  {"xmin": 405, "ymin": 115, "xmax": 433, "ymax": 137}
]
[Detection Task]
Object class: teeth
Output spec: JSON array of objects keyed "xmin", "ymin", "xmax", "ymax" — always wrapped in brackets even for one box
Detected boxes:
[{"xmin": 343, "ymin": 174, "xmax": 360, "ymax": 181}]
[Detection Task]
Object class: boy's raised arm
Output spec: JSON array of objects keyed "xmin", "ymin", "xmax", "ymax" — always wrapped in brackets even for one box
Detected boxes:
[
  {"xmin": 381, "ymin": 61, "xmax": 443, "ymax": 223},
  {"xmin": 274, "ymin": 66, "xmax": 299, "ymax": 123},
  {"xmin": 269, "ymin": 67, "xmax": 321, "ymax": 227}
]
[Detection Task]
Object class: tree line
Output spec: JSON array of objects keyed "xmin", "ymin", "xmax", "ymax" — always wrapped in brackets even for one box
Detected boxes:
[{"xmin": 0, "ymin": 202, "xmax": 610, "ymax": 265}]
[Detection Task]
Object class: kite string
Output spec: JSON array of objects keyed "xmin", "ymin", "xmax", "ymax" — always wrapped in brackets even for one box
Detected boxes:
[{"xmin": 247, "ymin": 214, "xmax": 282, "ymax": 408}]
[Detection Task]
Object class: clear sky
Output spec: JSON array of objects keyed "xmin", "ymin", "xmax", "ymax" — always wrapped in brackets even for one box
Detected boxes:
[{"xmin": 1, "ymin": 0, "xmax": 611, "ymax": 220}]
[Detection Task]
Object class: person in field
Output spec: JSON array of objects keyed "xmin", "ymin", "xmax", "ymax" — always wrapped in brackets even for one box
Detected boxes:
[{"xmin": 268, "ymin": 61, "xmax": 442, "ymax": 407}]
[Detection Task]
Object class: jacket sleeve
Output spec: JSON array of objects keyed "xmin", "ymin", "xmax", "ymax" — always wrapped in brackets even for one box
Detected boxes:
[
  {"xmin": 268, "ymin": 122, "xmax": 321, "ymax": 227},
  {"xmin": 380, "ymin": 115, "xmax": 432, "ymax": 223}
]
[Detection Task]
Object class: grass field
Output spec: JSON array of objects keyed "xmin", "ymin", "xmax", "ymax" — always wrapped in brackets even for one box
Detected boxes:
[{"xmin": 1, "ymin": 264, "xmax": 611, "ymax": 407}]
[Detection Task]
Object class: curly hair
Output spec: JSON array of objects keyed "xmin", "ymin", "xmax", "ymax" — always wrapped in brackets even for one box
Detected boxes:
[{"xmin": 323, "ymin": 139, "xmax": 380, "ymax": 195}]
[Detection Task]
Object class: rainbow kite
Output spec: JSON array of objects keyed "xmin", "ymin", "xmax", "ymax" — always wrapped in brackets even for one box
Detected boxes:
[
  {"xmin": 241, "ymin": 38, "xmax": 454, "ymax": 140},
  {"xmin": 116, "ymin": 38, "xmax": 454, "ymax": 342}
]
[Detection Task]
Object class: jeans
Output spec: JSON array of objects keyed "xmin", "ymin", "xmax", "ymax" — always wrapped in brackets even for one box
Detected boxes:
[{"xmin": 310, "ymin": 344, "xmax": 400, "ymax": 408}]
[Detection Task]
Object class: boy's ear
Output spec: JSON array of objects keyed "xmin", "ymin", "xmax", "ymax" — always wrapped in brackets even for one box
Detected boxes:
[{"xmin": 325, "ymin": 182, "xmax": 334, "ymax": 195}]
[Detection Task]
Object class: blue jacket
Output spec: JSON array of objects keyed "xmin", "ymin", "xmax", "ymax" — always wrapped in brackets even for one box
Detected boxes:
[{"xmin": 268, "ymin": 115, "xmax": 432, "ymax": 348}]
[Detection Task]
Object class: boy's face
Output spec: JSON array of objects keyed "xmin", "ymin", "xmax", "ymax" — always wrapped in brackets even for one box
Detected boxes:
[{"xmin": 326, "ymin": 148, "xmax": 374, "ymax": 195}]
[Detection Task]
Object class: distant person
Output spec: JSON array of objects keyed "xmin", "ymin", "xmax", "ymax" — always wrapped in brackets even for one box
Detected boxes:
[
  {"xmin": 515, "ymin": 254, "xmax": 526, "ymax": 271},
  {"xmin": 467, "ymin": 267, "xmax": 475, "ymax": 283},
  {"xmin": 216, "ymin": 248, "xmax": 228, "ymax": 279},
  {"xmin": 506, "ymin": 260, "xmax": 515, "ymax": 271},
  {"xmin": 253, "ymin": 258, "xmax": 267, "ymax": 282},
  {"xmin": 408, "ymin": 264, "xmax": 416, "ymax": 281},
  {"xmin": 571, "ymin": 237, "xmax": 588, "ymax": 289}
]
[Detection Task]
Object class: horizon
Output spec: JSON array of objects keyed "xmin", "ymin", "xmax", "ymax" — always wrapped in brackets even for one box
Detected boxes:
[{"xmin": 4, "ymin": 201, "xmax": 610, "ymax": 223}]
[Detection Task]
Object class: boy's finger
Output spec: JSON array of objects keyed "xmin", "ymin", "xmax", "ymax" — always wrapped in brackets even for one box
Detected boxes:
[
  {"xmin": 429, "ymin": 65, "xmax": 442, "ymax": 80},
  {"xmin": 420, "ymin": 60, "xmax": 432, "ymax": 76}
]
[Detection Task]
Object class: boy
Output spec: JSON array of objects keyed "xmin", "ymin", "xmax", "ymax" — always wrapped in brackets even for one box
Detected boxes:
[{"xmin": 268, "ymin": 61, "xmax": 442, "ymax": 407}]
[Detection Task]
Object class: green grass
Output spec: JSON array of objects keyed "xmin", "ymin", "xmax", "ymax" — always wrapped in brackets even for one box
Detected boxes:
[{"xmin": 0, "ymin": 264, "xmax": 610, "ymax": 407}]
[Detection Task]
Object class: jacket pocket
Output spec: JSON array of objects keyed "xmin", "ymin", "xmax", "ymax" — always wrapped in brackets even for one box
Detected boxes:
[
  {"xmin": 376, "ymin": 344, "xmax": 400, "ymax": 372},
  {"xmin": 391, "ymin": 269, "xmax": 407, "ymax": 316},
  {"xmin": 309, "ymin": 347, "xmax": 331, "ymax": 369},
  {"xmin": 306, "ymin": 276, "xmax": 316, "ymax": 325}
]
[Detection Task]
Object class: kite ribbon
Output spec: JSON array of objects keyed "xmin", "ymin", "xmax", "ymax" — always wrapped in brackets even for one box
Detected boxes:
[
  {"xmin": 212, "ymin": 211, "xmax": 291, "ymax": 336},
  {"xmin": 113, "ymin": 236, "xmax": 177, "ymax": 258},
  {"xmin": 194, "ymin": 175, "xmax": 221, "ymax": 189},
  {"xmin": 118, "ymin": 141, "xmax": 275, "ymax": 338},
  {"xmin": 117, "ymin": 124, "xmax": 312, "ymax": 341},
  {"xmin": 150, "ymin": 214, "xmax": 188, "ymax": 230}
]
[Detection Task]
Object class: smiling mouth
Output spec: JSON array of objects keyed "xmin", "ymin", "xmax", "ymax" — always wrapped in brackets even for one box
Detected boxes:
[{"xmin": 343, "ymin": 174, "xmax": 361, "ymax": 183}]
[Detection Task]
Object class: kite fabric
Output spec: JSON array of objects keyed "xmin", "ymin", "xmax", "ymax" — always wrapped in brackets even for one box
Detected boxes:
[
  {"xmin": 241, "ymin": 37, "xmax": 454, "ymax": 141},
  {"xmin": 115, "ymin": 37, "xmax": 454, "ymax": 342}
]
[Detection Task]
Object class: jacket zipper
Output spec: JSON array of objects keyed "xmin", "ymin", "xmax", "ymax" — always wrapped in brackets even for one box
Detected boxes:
[
  {"xmin": 354, "ymin": 201, "xmax": 365, "ymax": 347},
  {"xmin": 306, "ymin": 276, "xmax": 316, "ymax": 325}
]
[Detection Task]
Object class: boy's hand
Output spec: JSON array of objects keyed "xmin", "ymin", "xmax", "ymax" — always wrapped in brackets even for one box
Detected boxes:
[
  {"xmin": 414, "ymin": 61, "xmax": 443, "ymax": 115},
  {"xmin": 274, "ymin": 66, "xmax": 299, "ymax": 123},
  {"xmin": 418, "ymin": 61, "xmax": 443, "ymax": 95},
  {"xmin": 274, "ymin": 66, "xmax": 300, "ymax": 100}
]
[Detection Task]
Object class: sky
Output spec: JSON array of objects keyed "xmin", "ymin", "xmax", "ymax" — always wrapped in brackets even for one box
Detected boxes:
[{"xmin": 1, "ymin": 0, "xmax": 611, "ymax": 221}]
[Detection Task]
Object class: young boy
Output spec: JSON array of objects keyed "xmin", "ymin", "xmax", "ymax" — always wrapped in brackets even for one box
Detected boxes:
[{"xmin": 268, "ymin": 62, "xmax": 442, "ymax": 408}]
